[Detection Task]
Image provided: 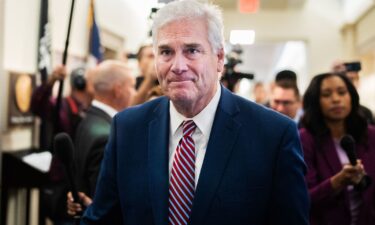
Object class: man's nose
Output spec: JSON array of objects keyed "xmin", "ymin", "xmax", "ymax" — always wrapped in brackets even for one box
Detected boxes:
[
  {"xmin": 171, "ymin": 53, "xmax": 188, "ymax": 75},
  {"xmin": 276, "ymin": 105, "xmax": 285, "ymax": 113}
]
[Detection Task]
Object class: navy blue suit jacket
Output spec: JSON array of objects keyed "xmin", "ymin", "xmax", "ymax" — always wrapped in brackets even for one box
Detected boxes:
[{"xmin": 82, "ymin": 86, "xmax": 309, "ymax": 225}]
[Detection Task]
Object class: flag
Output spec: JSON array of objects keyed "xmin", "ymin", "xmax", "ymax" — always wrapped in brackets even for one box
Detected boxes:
[
  {"xmin": 38, "ymin": 0, "xmax": 52, "ymax": 83},
  {"xmin": 87, "ymin": 0, "xmax": 102, "ymax": 63}
]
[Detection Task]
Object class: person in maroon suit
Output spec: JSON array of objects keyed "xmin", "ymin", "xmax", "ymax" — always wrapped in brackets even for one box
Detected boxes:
[{"xmin": 300, "ymin": 72, "xmax": 375, "ymax": 225}]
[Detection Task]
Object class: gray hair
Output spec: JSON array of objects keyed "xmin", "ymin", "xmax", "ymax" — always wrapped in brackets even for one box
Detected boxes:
[
  {"xmin": 93, "ymin": 60, "xmax": 131, "ymax": 96},
  {"xmin": 151, "ymin": 0, "xmax": 224, "ymax": 53}
]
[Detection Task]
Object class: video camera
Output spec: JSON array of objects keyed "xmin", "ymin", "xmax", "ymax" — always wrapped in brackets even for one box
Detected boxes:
[{"xmin": 221, "ymin": 45, "xmax": 254, "ymax": 92}]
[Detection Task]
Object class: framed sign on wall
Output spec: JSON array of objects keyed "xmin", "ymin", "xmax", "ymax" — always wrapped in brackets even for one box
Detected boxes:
[{"xmin": 8, "ymin": 72, "xmax": 35, "ymax": 126}]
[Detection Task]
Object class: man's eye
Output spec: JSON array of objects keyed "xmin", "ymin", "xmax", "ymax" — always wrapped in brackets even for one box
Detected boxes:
[
  {"xmin": 186, "ymin": 48, "xmax": 199, "ymax": 54},
  {"xmin": 160, "ymin": 49, "xmax": 172, "ymax": 55}
]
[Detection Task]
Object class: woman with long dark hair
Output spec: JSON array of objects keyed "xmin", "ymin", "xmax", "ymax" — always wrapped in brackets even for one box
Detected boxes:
[{"xmin": 300, "ymin": 72, "xmax": 375, "ymax": 225}]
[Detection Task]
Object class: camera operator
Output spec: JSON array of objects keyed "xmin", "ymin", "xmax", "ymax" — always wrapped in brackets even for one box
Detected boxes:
[{"xmin": 221, "ymin": 45, "xmax": 254, "ymax": 92}]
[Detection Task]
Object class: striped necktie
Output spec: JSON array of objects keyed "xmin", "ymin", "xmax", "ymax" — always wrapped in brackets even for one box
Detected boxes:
[{"xmin": 169, "ymin": 120, "xmax": 197, "ymax": 225}]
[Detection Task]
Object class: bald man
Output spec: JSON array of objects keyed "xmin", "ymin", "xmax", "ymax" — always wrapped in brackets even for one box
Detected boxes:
[{"xmin": 74, "ymin": 60, "xmax": 135, "ymax": 197}]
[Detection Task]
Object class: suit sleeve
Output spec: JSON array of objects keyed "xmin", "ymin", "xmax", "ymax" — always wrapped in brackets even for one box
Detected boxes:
[
  {"xmin": 31, "ymin": 83, "xmax": 54, "ymax": 119},
  {"xmin": 81, "ymin": 116, "xmax": 123, "ymax": 225},
  {"xmin": 86, "ymin": 135, "xmax": 108, "ymax": 197},
  {"xmin": 268, "ymin": 122, "xmax": 310, "ymax": 225}
]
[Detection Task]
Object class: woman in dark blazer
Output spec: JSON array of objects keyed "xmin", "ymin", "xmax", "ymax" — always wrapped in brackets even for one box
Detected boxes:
[{"xmin": 300, "ymin": 72, "xmax": 375, "ymax": 225}]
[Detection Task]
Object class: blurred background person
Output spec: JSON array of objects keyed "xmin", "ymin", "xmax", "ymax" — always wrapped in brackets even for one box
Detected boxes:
[
  {"xmin": 146, "ymin": 84, "xmax": 163, "ymax": 101},
  {"xmin": 67, "ymin": 61, "xmax": 134, "ymax": 221},
  {"xmin": 129, "ymin": 44, "xmax": 160, "ymax": 105},
  {"xmin": 31, "ymin": 65, "xmax": 92, "ymax": 149},
  {"xmin": 130, "ymin": 56, "xmax": 159, "ymax": 105},
  {"xmin": 31, "ymin": 65, "xmax": 93, "ymax": 225},
  {"xmin": 332, "ymin": 60, "xmax": 374, "ymax": 124},
  {"xmin": 300, "ymin": 72, "xmax": 375, "ymax": 225},
  {"xmin": 275, "ymin": 69, "xmax": 298, "ymax": 85},
  {"xmin": 252, "ymin": 81, "xmax": 269, "ymax": 105},
  {"xmin": 135, "ymin": 44, "xmax": 154, "ymax": 89},
  {"xmin": 270, "ymin": 80, "xmax": 302, "ymax": 123},
  {"xmin": 74, "ymin": 60, "xmax": 135, "ymax": 199},
  {"xmin": 268, "ymin": 69, "xmax": 299, "ymax": 94}
]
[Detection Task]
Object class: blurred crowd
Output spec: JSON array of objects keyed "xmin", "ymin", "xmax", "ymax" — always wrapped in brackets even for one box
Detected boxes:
[{"xmin": 30, "ymin": 39, "xmax": 375, "ymax": 225}]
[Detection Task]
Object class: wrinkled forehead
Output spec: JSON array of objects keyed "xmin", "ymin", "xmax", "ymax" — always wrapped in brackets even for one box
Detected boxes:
[
  {"xmin": 159, "ymin": 19, "xmax": 205, "ymax": 37},
  {"xmin": 155, "ymin": 19, "xmax": 211, "ymax": 50}
]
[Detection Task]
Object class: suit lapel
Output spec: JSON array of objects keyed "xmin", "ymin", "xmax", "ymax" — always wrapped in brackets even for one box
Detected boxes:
[
  {"xmin": 190, "ymin": 87, "xmax": 241, "ymax": 225},
  {"xmin": 148, "ymin": 98, "xmax": 170, "ymax": 225},
  {"xmin": 321, "ymin": 137, "xmax": 342, "ymax": 174}
]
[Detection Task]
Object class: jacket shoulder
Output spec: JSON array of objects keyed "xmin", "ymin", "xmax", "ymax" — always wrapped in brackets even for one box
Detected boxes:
[
  {"xmin": 77, "ymin": 110, "xmax": 111, "ymax": 139},
  {"xmin": 230, "ymin": 93, "xmax": 294, "ymax": 128},
  {"xmin": 115, "ymin": 97, "xmax": 167, "ymax": 124}
]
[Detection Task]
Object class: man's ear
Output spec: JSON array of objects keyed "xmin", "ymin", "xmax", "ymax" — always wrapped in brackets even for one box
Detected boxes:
[
  {"xmin": 217, "ymin": 48, "xmax": 225, "ymax": 73},
  {"xmin": 113, "ymin": 83, "xmax": 122, "ymax": 98}
]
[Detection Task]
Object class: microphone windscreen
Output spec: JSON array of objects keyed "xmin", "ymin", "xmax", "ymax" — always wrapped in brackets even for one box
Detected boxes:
[
  {"xmin": 340, "ymin": 135, "xmax": 357, "ymax": 165},
  {"xmin": 53, "ymin": 132, "xmax": 74, "ymax": 166},
  {"xmin": 340, "ymin": 135, "xmax": 371, "ymax": 192}
]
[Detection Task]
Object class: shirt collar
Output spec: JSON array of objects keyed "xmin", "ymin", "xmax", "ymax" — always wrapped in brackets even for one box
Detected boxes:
[
  {"xmin": 91, "ymin": 99, "xmax": 118, "ymax": 118},
  {"xmin": 170, "ymin": 82, "xmax": 221, "ymax": 137}
]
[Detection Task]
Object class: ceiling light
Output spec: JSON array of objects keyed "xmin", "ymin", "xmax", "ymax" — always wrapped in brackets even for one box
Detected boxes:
[{"xmin": 230, "ymin": 30, "xmax": 255, "ymax": 45}]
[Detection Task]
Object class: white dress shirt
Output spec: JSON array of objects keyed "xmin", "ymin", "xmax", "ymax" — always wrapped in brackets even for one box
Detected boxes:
[{"xmin": 168, "ymin": 82, "xmax": 221, "ymax": 188}]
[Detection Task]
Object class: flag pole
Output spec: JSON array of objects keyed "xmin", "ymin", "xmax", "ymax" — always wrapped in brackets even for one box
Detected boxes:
[
  {"xmin": 37, "ymin": 0, "xmax": 50, "ymax": 83},
  {"xmin": 53, "ymin": 0, "xmax": 76, "ymax": 135}
]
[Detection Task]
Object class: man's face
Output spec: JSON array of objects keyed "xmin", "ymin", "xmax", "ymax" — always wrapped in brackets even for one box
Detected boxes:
[
  {"xmin": 270, "ymin": 86, "xmax": 300, "ymax": 119},
  {"xmin": 155, "ymin": 18, "xmax": 224, "ymax": 116},
  {"xmin": 253, "ymin": 84, "xmax": 267, "ymax": 104},
  {"xmin": 139, "ymin": 46, "xmax": 155, "ymax": 75}
]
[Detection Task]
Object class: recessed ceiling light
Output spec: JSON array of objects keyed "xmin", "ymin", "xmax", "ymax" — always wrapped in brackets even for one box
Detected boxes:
[{"xmin": 230, "ymin": 30, "xmax": 255, "ymax": 45}]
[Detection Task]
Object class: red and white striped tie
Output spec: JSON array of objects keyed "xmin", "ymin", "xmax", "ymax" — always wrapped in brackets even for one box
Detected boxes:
[{"xmin": 169, "ymin": 120, "xmax": 197, "ymax": 225}]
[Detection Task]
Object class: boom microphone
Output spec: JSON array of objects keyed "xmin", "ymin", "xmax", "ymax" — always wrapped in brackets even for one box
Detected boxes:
[
  {"xmin": 53, "ymin": 133, "xmax": 81, "ymax": 210},
  {"xmin": 340, "ymin": 135, "xmax": 371, "ymax": 191}
]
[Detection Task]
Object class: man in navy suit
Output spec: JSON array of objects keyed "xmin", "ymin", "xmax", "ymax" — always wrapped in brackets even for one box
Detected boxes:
[{"xmin": 81, "ymin": 0, "xmax": 309, "ymax": 224}]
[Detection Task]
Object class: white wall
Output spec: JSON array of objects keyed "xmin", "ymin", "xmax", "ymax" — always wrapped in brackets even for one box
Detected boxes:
[
  {"xmin": 96, "ymin": 0, "xmax": 154, "ymax": 52},
  {"xmin": 50, "ymin": 0, "xmax": 91, "ymax": 57},
  {"xmin": 0, "ymin": 0, "xmax": 5, "ymax": 221},
  {"xmin": 2, "ymin": 0, "xmax": 39, "ymax": 151},
  {"xmin": 223, "ymin": 0, "xmax": 344, "ymax": 83},
  {"xmin": 356, "ymin": 6, "xmax": 375, "ymax": 53},
  {"xmin": 359, "ymin": 72, "xmax": 375, "ymax": 113},
  {"xmin": 0, "ymin": 0, "xmax": 5, "ymax": 133},
  {"xmin": 355, "ymin": 6, "xmax": 375, "ymax": 113},
  {"xmin": 3, "ymin": 0, "xmax": 40, "ymax": 72}
]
